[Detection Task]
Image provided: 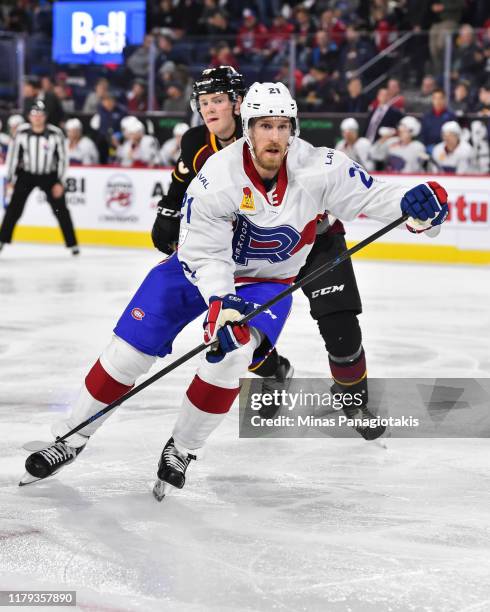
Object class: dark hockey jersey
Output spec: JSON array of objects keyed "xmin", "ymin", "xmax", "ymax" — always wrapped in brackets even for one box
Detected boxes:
[{"xmin": 166, "ymin": 118, "xmax": 242, "ymax": 211}]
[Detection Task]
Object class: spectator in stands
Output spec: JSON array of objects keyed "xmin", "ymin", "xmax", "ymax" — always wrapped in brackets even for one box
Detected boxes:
[
  {"xmin": 234, "ymin": 8, "xmax": 268, "ymax": 62},
  {"xmin": 153, "ymin": 0, "xmax": 182, "ymax": 31},
  {"xmin": 370, "ymin": 0, "xmax": 398, "ymax": 52},
  {"xmin": 201, "ymin": 8, "xmax": 232, "ymax": 37},
  {"xmin": 54, "ymin": 82, "xmax": 75, "ymax": 114},
  {"xmin": 263, "ymin": 13, "xmax": 294, "ymax": 64},
  {"xmin": 308, "ymin": 31, "xmax": 340, "ymax": 75},
  {"xmin": 371, "ymin": 116, "xmax": 427, "ymax": 173},
  {"xmin": 420, "ymin": 88, "xmax": 456, "ymax": 148},
  {"xmin": 335, "ymin": 118, "xmax": 374, "ymax": 171},
  {"xmin": 5, "ymin": 0, "xmax": 32, "ymax": 33},
  {"xmin": 116, "ymin": 119, "xmax": 160, "ymax": 168},
  {"xmin": 429, "ymin": 0, "xmax": 465, "ymax": 76},
  {"xmin": 273, "ymin": 61, "xmax": 304, "ymax": 94},
  {"xmin": 162, "ymin": 81, "xmax": 187, "ymax": 112},
  {"xmin": 210, "ymin": 41, "xmax": 239, "ymax": 69},
  {"xmin": 23, "ymin": 76, "xmax": 63, "ymax": 126},
  {"xmin": 404, "ymin": 74, "xmax": 437, "ymax": 113},
  {"xmin": 155, "ymin": 33, "xmax": 184, "ymax": 70},
  {"xmin": 127, "ymin": 34, "xmax": 155, "ymax": 79},
  {"xmin": 160, "ymin": 122, "xmax": 189, "ymax": 166},
  {"xmin": 298, "ymin": 64, "xmax": 340, "ymax": 112},
  {"xmin": 293, "ymin": 5, "xmax": 315, "ymax": 57},
  {"xmin": 83, "ymin": 78, "xmax": 109, "ymax": 114},
  {"xmin": 365, "ymin": 87, "xmax": 404, "ymax": 142},
  {"xmin": 339, "ymin": 24, "xmax": 376, "ymax": 80},
  {"xmin": 451, "ymin": 80, "xmax": 472, "ymax": 115},
  {"xmin": 431, "ymin": 120, "xmax": 476, "ymax": 173},
  {"xmin": 451, "ymin": 24, "xmax": 485, "ymax": 85},
  {"xmin": 65, "ymin": 118, "xmax": 99, "ymax": 166},
  {"xmin": 404, "ymin": 0, "xmax": 431, "ymax": 85},
  {"xmin": 475, "ymin": 81, "xmax": 490, "ymax": 116},
  {"xmin": 318, "ymin": 9, "xmax": 346, "ymax": 47},
  {"xmin": 127, "ymin": 79, "xmax": 156, "ymax": 112},
  {"xmin": 340, "ymin": 77, "xmax": 370, "ymax": 113},
  {"xmin": 386, "ymin": 78, "xmax": 405, "ymax": 111}
]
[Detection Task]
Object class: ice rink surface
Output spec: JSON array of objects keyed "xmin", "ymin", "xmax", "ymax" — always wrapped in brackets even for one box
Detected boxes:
[{"xmin": 1, "ymin": 243, "xmax": 489, "ymax": 612}]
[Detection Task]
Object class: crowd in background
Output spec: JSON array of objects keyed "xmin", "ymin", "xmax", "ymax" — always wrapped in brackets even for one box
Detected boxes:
[{"xmin": 0, "ymin": 0, "xmax": 489, "ymax": 173}]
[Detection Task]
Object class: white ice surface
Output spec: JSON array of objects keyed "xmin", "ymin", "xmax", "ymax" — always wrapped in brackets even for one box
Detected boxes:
[{"xmin": 1, "ymin": 244, "xmax": 489, "ymax": 612}]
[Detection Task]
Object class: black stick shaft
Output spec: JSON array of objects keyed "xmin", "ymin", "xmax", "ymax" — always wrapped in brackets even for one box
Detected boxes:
[{"xmin": 56, "ymin": 214, "xmax": 407, "ymax": 443}]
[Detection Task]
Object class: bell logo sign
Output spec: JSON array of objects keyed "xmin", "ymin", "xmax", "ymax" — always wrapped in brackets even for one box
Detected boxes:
[
  {"xmin": 53, "ymin": 1, "xmax": 145, "ymax": 65},
  {"xmin": 72, "ymin": 11, "xmax": 126, "ymax": 55}
]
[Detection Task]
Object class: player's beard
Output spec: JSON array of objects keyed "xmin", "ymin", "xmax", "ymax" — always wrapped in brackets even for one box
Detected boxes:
[{"xmin": 254, "ymin": 142, "xmax": 287, "ymax": 172}]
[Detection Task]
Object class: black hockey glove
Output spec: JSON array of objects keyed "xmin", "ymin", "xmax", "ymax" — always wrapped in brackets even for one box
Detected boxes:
[{"xmin": 151, "ymin": 196, "xmax": 181, "ymax": 255}]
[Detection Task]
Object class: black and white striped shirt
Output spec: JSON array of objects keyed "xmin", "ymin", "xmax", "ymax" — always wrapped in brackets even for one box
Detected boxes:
[{"xmin": 6, "ymin": 123, "xmax": 68, "ymax": 182}]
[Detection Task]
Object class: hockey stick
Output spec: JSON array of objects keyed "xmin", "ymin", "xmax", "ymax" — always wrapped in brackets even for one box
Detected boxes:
[{"xmin": 27, "ymin": 214, "xmax": 408, "ymax": 448}]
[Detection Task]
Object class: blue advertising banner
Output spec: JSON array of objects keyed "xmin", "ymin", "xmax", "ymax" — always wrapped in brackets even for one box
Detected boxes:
[{"xmin": 52, "ymin": 1, "xmax": 145, "ymax": 65}]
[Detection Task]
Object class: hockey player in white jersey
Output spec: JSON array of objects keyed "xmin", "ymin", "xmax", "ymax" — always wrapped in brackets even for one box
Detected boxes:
[
  {"xmin": 335, "ymin": 118, "xmax": 374, "ymax": 171},
  {"xmin": 116, "ymin": 119, "xmax": 159, "ymax": 168},
  {"xmin": 431, "ymin": 121, "xmax": 476, "ymax": 174},
  {"xmin": 371, "ymin": 116, "xmax": 427, "ymax": 173},
  {"xmin": 22, "ymin": 83, "xmax": 449, "ymax": 499},
  {"xmin": 65, "ymin": 118, "xmax": 99, "ymax": 166}
]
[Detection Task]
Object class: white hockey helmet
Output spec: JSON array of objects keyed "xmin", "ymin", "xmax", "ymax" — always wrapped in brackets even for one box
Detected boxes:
[
  {"xmin": 121, "ymin": 115, "xmax": 140, "ymax": 135},
  {"xmin": 441, "ymin": 120, "xmax": 462, "ymax": 138},
  {"xmin": 173, "ymin": 122, "xmax": 189, "ymax": 137},
  {"xmin": 65, "ymin": 118, "xmax": 83, "ymax": 132},
  {"xmin": 340, "ymin": 117, "xmax": 359, "ymax": 133},
  {"xmin": 398, "ymin": 115, "xmax": 421, "ymax": 138},
  {"xmin": 127, "ymin": 119, "xmax": 145, "ymax": 134},
  {"xmin": 7, "ymin": 114, "xmax": 24, "ymax": 130},
  {"xmin": 241, "ymin": 82, "xmax": 299, "ymax": 153}
]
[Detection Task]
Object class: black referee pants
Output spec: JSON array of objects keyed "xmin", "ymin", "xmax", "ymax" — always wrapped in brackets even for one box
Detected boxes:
[{"xmin": 0, "ymin": 172, "xmax": 78, "ymax": 247}]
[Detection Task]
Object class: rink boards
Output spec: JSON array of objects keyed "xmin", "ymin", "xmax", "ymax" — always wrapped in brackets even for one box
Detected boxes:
[{"xmin": 1, "ymin": 165, "xmax": 489, "ymax": 264}]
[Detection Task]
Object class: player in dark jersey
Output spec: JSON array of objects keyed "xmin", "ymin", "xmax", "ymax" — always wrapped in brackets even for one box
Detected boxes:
[{"xmin": 152, "ymin": 66, "xmax": 383, "ymax": 440}]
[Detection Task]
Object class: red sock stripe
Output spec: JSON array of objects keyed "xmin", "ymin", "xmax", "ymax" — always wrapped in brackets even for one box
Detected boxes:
[
  {"xmin": 85, "ymin": 359, "xmax": 133, "ymax": 404},
  {"xmin": 186, "ymin": 375, "xmax": 239, "ymax": 414},
  {"xmin": 329, "ymin": 351, "xmax": 367, "ymax": 385}
]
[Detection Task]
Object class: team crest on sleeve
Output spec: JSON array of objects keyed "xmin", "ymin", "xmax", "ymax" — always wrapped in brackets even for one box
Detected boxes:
[{"xmin": 240, "ymin": 187, "xmax": 256, "ymax": 213}]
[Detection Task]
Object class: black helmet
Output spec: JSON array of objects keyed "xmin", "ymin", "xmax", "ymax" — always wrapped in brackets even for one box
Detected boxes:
[
  {"xmin": 29, "ymin": 100, "xmax": 47, "ymax": 115},
  {"xmin": 191, "ymin": 66, "xmax": 246, "ymax": 113}
]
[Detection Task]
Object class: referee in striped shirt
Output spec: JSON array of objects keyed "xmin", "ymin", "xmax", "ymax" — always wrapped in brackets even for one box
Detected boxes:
[{"xmin": 0, "ymin": 101, "xmax": 79, "ymax": 255}]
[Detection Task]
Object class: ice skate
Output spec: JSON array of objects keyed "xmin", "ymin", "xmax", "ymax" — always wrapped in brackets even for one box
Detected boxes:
[
  {"xmin": 152, "ymin": 437, "xmax": 196, "ymax": 502},
  {"xmin": 19, "ymin": 440, "xmax": 86, "ymax": 486},
  {"xmin": 332, "ymin": 383, "xmax": 386, "ymax": 440},
  {"xmin": 258, "ymin": 356, "xmax": 294, "ymax": 419}
]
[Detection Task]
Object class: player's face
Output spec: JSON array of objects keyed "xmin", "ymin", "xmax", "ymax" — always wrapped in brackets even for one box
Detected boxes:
[
  {"xmin": 249, "ymin": 117, "xmax": 291, "ymax": 175},
  {"xmin": 443, "ymin": 132, "xmax": 458, "ymax": 149},
  {"xmin": 398, "ymin": 125, "xmax": 411, "ymax": 143},
  {"xmin": 342, "ymin": 129, "xmax": 357, "ymax": 144},
  {"xmin": 199, "ymin": 93, "xmax": 236, "ymax": 139}
]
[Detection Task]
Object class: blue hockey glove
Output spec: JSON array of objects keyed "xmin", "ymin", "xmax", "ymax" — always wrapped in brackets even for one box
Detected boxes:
[
  {"xmin": 401, "ymin": 181, "xmax": 448, "ymax": 234},
  {"xmin": 204, "ymin": 294, "xmax": 255, "ymax": 363}
]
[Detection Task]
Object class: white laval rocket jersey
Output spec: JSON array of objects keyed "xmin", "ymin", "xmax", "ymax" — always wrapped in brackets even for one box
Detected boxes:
[
  {"xmin": 335, "ymin": 137, "xmax": 374, "ymax": 172},
  {"xmin": 178, "ymin": 137, "xmax": 410, "ymax": 303},
  {"xmin": 68, "ymin": 136, "xmax": 99, "ymax": 165},
  {"xmin": 371, "ymin": 137, "xmax": 426, "ymax": 173},
  {"xmin": 117, "ymin": 135, "xmax": 159, "ymax": 167},
  {"xmin": 431, "ymin": 140, "xmax": 476, "ymax": 174}
]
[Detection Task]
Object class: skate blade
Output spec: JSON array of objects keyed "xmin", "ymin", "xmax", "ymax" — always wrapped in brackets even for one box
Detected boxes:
[
  {"xmin": 18, "ymin": 471, "xmax": 45, "ymax": 487},
  {"xmin": 22, "ymin": 440, "xmax": 52, "ymax": 452},
  {"xmin": 152, "ymin": 478, "xmax": 176, "ymax": 502}
]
